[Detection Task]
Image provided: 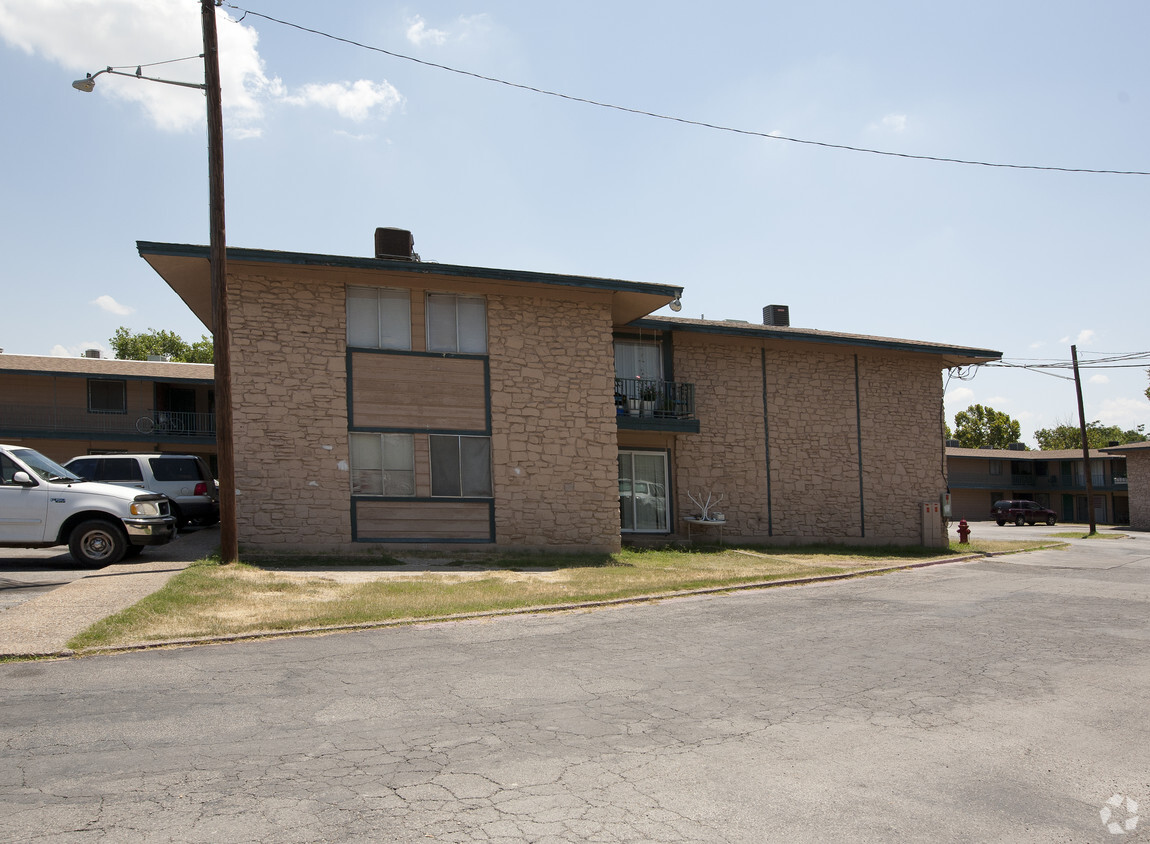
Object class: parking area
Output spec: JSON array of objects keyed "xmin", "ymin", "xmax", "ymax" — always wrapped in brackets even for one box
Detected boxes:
[{"xmin": 0, "ymin": 526, "xmax": 219, "ymax": 614}]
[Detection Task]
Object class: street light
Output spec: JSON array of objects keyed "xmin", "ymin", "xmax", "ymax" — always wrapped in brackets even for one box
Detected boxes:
[
  {"xmin": 72, "ymin": 65, "xmax": 206, "ymax": 93},
  {"xmin": 71, "ymin": 0, "xmax": 238, "ymax": 564}
]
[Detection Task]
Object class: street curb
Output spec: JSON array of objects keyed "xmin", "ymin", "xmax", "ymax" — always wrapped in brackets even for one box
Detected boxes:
[{"xmin": 61, "ymin": 548, "xmax": 1025, "ymax": 658}]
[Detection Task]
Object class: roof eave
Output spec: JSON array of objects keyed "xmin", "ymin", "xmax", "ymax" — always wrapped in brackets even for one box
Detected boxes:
[{"xmin": 137, "ymin": 242, "xmax": 681, "ymax": 330}]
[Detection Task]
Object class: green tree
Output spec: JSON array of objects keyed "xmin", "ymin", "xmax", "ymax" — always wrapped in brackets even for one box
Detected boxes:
[
  {"xmin": 110, "ymin": 327, "xmax": 213, "ymax": 363},
  {"xmin": 1033, "ymin": 420, "xmax": 1146, "ymax": 450},
  {"xmin": 953, "ymin": 404, "xmax": 1022, "ymax": 449}
]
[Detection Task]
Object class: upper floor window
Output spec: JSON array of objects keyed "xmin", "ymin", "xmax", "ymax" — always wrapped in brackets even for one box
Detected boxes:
[
  {"xmin": 347, "ymin": 286, "xmax": 411, "ymax": 350},
  {"xmin": 427, "ymin": 293, "xmax": 486, "ymax": 354},
  {"xmin": 614, "ymin": 339, "xmax": 662, "ymax": 380},
  {"xmin": 88, "ymin": 379, "xmax": 126, "ymax": 414},
  {"xmin": 988, "ymin": 460, "xmax": 1002, "ymax": 476}
]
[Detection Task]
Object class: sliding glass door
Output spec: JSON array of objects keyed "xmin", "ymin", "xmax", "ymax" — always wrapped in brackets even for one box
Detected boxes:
[{"xmin": 619, "ymin": 450, "xmax": 670, "ymax": 533}]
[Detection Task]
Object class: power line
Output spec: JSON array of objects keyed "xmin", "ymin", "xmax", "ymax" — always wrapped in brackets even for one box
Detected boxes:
[{"xmin": 222, "ymin": 4, "xmax": 1150, "ymax": 177}]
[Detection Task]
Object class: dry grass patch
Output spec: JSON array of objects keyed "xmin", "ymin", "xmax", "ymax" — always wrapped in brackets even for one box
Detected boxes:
[{"xmin": 67, "ymin": 539, "xmax": 1052, "ymax": 651}]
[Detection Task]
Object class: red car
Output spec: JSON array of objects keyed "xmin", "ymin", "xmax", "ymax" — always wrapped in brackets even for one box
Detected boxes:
[{"xmin": 991, "ymin": 499, "xmax": 1057, "ymax": 526}]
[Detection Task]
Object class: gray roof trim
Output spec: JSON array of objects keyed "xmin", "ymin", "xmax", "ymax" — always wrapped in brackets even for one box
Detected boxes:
[
  {"xmin": 1100, "ymin": 441, "xmax": 1150, "ymax": 454},
  {"xmin": 136, "ymin": 241, "xmax": 684, "ymax": 299},
  {"xmin": 631, "ymin": 317, "xmax": 1001, "ymax": 361}
]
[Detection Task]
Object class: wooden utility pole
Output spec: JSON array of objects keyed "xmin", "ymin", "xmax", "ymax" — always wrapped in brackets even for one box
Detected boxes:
[
  {"xmin": 202, "ymin": 0, "xmax": 237, "ymax": 563},
  {"xmin": 1071, "ymin": 345, "xmax": 1096, "ymax": 535}
]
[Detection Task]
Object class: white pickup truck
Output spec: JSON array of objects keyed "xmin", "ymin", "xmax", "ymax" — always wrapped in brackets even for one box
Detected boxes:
[{"xmin": 0, "ymin": 444, "xmax": 176, "ymax": 567}]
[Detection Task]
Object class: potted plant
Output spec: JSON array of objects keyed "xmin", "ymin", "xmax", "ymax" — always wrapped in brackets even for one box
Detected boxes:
[{"xmin": 640, "ymin": 382, "xmax": 658, "ymax": 416}]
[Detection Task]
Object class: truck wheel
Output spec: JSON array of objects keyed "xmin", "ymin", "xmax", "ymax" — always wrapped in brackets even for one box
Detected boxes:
[
  {"xmin": 996, "ymin": 520, "xmax": 1006, "ymax": 526},
  {"xmin": 1046, "ymin": 515, "xmax": 1056, "ymax": 526},
  {"xmin": 68, "ymin": 520, "xmax": 128, "ymax": 568},
  {"xmin": 1015, "ymin": 515, "xmax": 1025, "ymax": 526}
]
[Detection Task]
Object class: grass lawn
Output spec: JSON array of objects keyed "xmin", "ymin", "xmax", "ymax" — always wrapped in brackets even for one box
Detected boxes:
[{"xmin": 67, "ymin": 538, "xmax": 1056, "ymax": 652}]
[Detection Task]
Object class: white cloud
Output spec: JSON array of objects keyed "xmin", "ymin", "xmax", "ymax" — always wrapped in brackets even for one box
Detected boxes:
[
  {"xmin": 1058, "ymin": 329, "xmax": 1096, "ymax": 346},
  {"xmin": 404, "ymin": 13, "xmax": 490, "ymax": 47},
  {"xmin": 1029, "ymin": 341, "xmax": 1045, "ymax": 350},
  {"xmin": 91, "ymin": 295, "xmax": 134, "ymax": 316},
  {"xmin": 1096, "ymin": 396, "xmax": 1150, "ymax": 430},
  {"xmin": 1089, "ymin": 374, "xmax": 1110, "ymax": 385},
  {"xmin": 406, "ymin": 16, "xmax": 447, "ymax": 47},
  {"xmin": 0, "ymin": 0, "xmax": 399, "ymax": 137},
  {"xmin": 945, "ymin": 386, "xmax": 974, "ymax": 404},
  {"xmin": 871, "ymin": 113, "xmax": 908, "ymax": 133},
  {"xmin": 281, "ymin": 80, "xmax": 403, "ymax": 122},
  {"xmin": 50, "ymin": 342, "xmax": 109, "ymax": 358}
]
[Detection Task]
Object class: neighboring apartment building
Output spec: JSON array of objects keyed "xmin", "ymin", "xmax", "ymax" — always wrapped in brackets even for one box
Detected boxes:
[
  {"xmin": 138, "ymin": 229, "xmax": 999, "ymax": 553},
  {"xmin": 0, "ymin": 353, "xmax": 216, "ymax": 468},
  {"xmin": 946, "ymin": 445, "xmax": 1130, "ymax": 525},
  {"xmin": 1102, "ymin": 441, "xmax": 1150, "ymax": 530}
]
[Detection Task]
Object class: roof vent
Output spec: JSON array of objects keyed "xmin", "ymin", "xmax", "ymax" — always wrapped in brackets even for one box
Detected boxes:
[
  {"xmin": 763, "ymin": 304, "xmax": 790, "ymax": 327},
  {"xmin": 83, "ymin": 349, "xmax": 101, "ymax": 359},
  {"xmin": 374, "ymin": 227, "xmax": 418, "ymax": 261},
  {"xmin": 979, "ymin": 445, "xmax": 994, "ymax": 449}
]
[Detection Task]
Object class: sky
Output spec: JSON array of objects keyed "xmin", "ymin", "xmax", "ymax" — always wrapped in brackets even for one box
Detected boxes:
[{"xmin": 1, "ymin": 0, "xmax": 1147, "ymax": 446}]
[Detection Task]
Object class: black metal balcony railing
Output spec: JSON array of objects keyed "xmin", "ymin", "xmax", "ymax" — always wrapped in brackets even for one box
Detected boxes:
[
  {"xmin": 0, "ymin": 404, "xmax": 215, "ymax": 439},
  {"xmin": 614, "ymin": 378, "xmax": 695, "ymax": 420},
  {"xmin": 947, "ymin": 470, "xmax": 1127, "ymax": 492}
]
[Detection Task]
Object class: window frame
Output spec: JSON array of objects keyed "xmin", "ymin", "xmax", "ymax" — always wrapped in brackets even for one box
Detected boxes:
[
  {"xmin": 426, "ymin": 293, "xmax": 487, "ymax": 354},
  {"xmin": 87, "ymin": 379, "xmax": 127, "ymax": 414},
  {"xmin": 349, "ymin": 432, "xmax": 416, "ymax": 497},
  {"xmin": 618, "ymin": 449, "xmax": 672, "ymax": 534},
  {"xmin": 346, "ymin": 285, "xmax": 412, "ymax": 351},
  {"xmin": 429, "ymin": 434, "xmax": 493, "ymax": 498}
]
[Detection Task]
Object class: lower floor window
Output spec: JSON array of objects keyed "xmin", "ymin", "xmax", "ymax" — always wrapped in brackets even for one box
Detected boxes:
[
  {"xmin": 350, "ymin": 433, "xmax": 415, "ymax": 495},
  {"xmin": 430, "ymin": 435, "xmax": 492, "ymax": 497},
  {"xmin": 619, "ymin": 450, "xmax": 669, "ymax": 532}
]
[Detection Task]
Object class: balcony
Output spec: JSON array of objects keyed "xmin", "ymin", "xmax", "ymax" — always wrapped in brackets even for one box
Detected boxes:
[
  {"xmin": 947, "ymin": 470, "xmax": 1127, "ymax": 492},
  {"xmin": 614, "ymin": 378, "xmax": 699, "ymax": 433},
  {"xmin": 0, "ymin": 404, "xmax": 216, "ymax": 444}
]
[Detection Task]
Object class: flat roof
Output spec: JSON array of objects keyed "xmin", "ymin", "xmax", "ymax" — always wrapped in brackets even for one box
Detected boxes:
[
  {"xmin": 137, "ymin": 242, "xmax": 682, "ymax": 330},
  {"xmin": 1101, "ymin": 441, "xmax": 1150, "ymax": 454},
  {"xmin": 946, "ymin": 446, "xmax": 1123, "ymax": 460},
  {"xmin": 636, "ymin": 316, "xmax": 1001, "ymax": 365},
  {"xmin": 0, "ymin": 354, "xmax": 213, "ymax": 383}
]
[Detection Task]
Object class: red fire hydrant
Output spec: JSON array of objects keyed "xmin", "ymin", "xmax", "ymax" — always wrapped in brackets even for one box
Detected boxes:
[{"xmin": 957, "ymin": 519, "xmax": 971, "ymax": 544}]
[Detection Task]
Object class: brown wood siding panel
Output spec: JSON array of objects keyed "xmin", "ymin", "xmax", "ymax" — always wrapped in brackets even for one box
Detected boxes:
[
  {"xmin": 414, "ymin": 434, "xmax": 431, "ymax": 497},
  {"xmin": 410, "ymin": 294, "xmax": 426, "ymax": 352},
  {"xmin": 351, "ymin": 353, "xmax": 487, "ymax": 430},
  {"xmin": 356, "ymin": 500, "xmax": 491, "ymax": 540}
]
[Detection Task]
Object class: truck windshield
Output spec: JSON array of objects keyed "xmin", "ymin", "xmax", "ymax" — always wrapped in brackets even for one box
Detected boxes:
[{"xmin": 12, "ymin": 448, "xmax": 83, "ymax": 483}]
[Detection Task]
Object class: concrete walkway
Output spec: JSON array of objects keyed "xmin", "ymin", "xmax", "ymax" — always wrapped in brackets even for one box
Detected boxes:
[{"xmin": 0, "ymin": 527, "xmax": 219, "ymax": 658}]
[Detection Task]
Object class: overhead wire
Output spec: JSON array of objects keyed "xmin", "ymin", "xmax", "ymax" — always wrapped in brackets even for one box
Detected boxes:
[{"xmin": 220, "ymin": 4, "xmax": 1150, "ymax": 177}]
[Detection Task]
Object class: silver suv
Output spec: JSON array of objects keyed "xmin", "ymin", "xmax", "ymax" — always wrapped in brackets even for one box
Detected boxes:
[{"xmin": 64, "ymin": 454, "xmax": 219, "ymax": 529}]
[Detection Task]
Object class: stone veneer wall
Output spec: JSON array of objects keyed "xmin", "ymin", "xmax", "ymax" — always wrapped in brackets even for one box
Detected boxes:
[
  {"xmin": 857, "ymin": 353, "xmax": 948, "ymax": 543},
  {"xmin": 229, "ymin": 270, "xmax": 352, "ymax": 550},
  {"xmin": 672, "ymin": 334, "xmax": 945, "ymax": 545},
  {"xmin": 1124, "ymin": 450, "xmax": 1150, "ymax": 530},
  {"xmin": 487, "ymin": 294, "xmax": 620, "ymax": 552},
  {"xmin": 671, "ymin": 336, "xmax": 771, "ymax": 537}
]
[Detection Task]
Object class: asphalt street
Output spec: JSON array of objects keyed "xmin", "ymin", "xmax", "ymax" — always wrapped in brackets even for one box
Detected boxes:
[{"xmin": 2, "ymin": 532, "xmax": 1148, "ymax": 843}]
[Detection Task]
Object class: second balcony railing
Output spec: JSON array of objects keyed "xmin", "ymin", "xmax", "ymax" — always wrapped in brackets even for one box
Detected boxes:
[{"xmin": 614, "ymin": 378, "xmax": 695, "ymax": 420}]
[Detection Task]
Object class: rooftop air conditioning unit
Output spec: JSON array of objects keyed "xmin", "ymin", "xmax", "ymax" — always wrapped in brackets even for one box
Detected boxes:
[
  {"xmin": 763, "ymin": 304, "xmax": 790, "ymax": 327},
  {"xmin": 83, "ymin": 349, "xmax": 101, "ymax": 359},
  {"xmin": 375, "ymin": 227, "xmax": 417, "ymax": 260}
]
